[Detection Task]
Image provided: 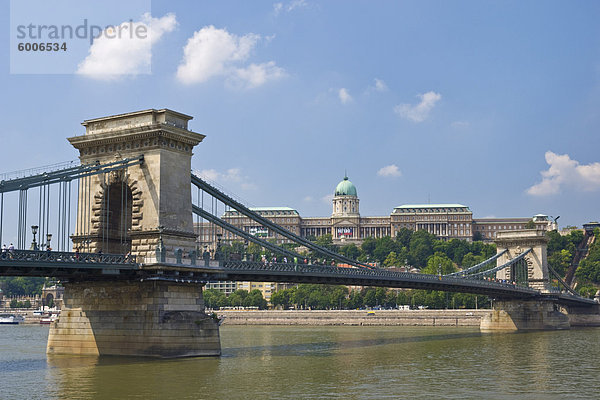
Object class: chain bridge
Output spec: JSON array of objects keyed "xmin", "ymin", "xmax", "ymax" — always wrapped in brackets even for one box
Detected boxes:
[{"xmin": 0, "ymin": 109, "xmax": 598, "ymax": 357}]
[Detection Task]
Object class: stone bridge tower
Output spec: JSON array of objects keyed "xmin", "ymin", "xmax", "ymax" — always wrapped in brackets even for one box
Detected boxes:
[
  {"xmin": 480, "ymin": 229, "xmax": 570, "ymax": 331},
  {"xmin": 494, "ymin": 229, "xmax": 550, "ymax": 292},
  {"xmin": 68, "ymin": 109, "xmax": 204, "ymax": 261},
  {"xmin": 48, "ymin": 110, "xmax": 220, "ymax": 358}
]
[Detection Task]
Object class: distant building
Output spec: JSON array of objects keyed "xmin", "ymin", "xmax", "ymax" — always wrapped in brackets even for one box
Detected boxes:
[
  {"xmin": 196, "ymin": 175, "xmax": 555, "ymax": 295},
  {"xmin": 196, "ymin": 175, "xmax": 552, "ymax": 249}
]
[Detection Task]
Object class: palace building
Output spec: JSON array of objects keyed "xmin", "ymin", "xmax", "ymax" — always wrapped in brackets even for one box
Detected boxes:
[
  {"xmin": 198, "ymin": 175, "xmax": 555, "ymax": 298},
  {"xmin": 197, "ymin": 175, "xmax": 554, "ymax": 251}
]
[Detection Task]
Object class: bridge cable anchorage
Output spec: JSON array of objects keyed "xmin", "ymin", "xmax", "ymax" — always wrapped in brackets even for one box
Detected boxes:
[
  {"xmin": 192, "ymin": 205, "xmax": 305, "ymax": 260},
  {"xmin": 444, "ymin": 249, "xmax": 508, "ymax": 277},
  {"xmin": 464, "ymin": 248, "xmax": 532, "ymax": 279},
  {"xmin": 547, "ymin": 264, "xmax": 580, "ymax": 297},
  {"xmin": 191, "ymin": 172, "xmax": 377, "ymax": 270}
]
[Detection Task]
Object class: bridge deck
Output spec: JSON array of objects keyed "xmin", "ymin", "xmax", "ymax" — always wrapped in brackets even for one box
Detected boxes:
[{"xmin": 0, "ymin": 251, "xmax": 595, "ymax": 306}]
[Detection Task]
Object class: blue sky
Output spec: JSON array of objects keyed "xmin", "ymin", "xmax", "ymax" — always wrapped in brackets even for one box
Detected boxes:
[{"xmin": 1, "ymin": 0, "xmax": 600, "ymax": 237}]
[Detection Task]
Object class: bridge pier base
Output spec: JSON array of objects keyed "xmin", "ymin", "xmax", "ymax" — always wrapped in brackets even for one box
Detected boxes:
[
  {"xmin": 480, "ymin": 300, "xmax": 570, "ymax": 331},
  {"xmin": 563, "ymin": 304, "xmax": 600, "ymax": 327},
  {"xmin": 47, "ymin": 280, "xmax": 221, "ymax": 358}
]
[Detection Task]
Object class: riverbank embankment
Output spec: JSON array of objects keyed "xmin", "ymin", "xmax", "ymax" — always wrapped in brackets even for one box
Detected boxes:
[{"xmin": 217, "ymin": 309, "xmax": 489, "ymax": 326}]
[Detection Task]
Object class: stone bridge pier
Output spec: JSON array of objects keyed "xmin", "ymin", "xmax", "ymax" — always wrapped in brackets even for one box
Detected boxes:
[
  {"xmin": 47, "ymin": 109, "xmax": 220, "ymax": 357},
  {"xmin": 480, "ymin": 229, "xmax": 570, "ymax": 331}
]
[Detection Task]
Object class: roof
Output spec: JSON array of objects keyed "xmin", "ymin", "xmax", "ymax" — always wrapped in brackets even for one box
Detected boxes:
[
  {"xmin": 335, "ymin": 176, "xmax": 357, "ymax": 196},
  {"xmin": 226, "ymin": 207, "xmax": 299, "ymax": 216},
  {"xmin": 394, "ymin": 204, "xmax": 469, "ymax": 209},
  {"xmin": 249, "ymin": 207, "xmax": 297, "ymax": 212}
]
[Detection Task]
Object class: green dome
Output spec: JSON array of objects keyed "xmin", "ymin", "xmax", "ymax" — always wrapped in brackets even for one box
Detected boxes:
[{"xmin": 335, "ymin": 176, "xmax": 357, "ymax": 196}]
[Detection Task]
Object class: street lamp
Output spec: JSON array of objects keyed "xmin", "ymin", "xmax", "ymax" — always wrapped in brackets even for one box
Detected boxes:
[
  {"xmin": 216, "ymin": 233, "xmax": 222, "ymax": 260},
  {"xmin": 46, "ymin": 233, "xmax": 52, "ymax": 251},
  {"xmin": 30, "ymin": 225, "xmax": 39, "ymax": 251}
]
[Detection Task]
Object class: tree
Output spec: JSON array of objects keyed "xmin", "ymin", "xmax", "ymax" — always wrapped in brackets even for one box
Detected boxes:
[
  {"xmin": 348, "ymin": 291, "xmax": 363, "ymax": 309},
  {"xmin": 373, "ymin": 237, "xmax": 399, "ymax": 263},
  {"xmin": 204, "ymin": 289, "xmax": 228, "ymax": 309},
  {"xmin": 271, "ymin": 290, "xmax": 292, "ymax": 309},
  {"xmin": 244, "ymin": 290, "xmax": 268, "ymax": 309},
  {"xmin": 422, "ymin": 252, "xmax": 456, "ymax": 275},
  {"xmin": 228, "ymin": 289, "xmax": 249, "ymax": 307},
  {"xmin": 339, "ymin": 243, "xmax": 360, "ymax": 260},
  {"xmin": 246, "ymin": 242, "xmax": 264, "ymax": 261},
  {"xmin": 409, "ymin": 230, "xmax": 435, "ymax": 268},
  {"xmin": 525, "ymin": 219, "xmax": 535, "ymax": 229},
  {"xmin": 360, "ymin": 237, "xmax": 377, "ymax": 257},
  {"xmin": 363, "ymin": 289, "xmax": 377, "ymax": 307},
  {"xmin": 315, "ymin": 234, "xmax": 335, "ymax": 249},
  {"xmin": 384, "ymin": 251, "xmax": 400, "ymax": 267},
  {"xmin": 395, "ymin": 228, "xmax": 413, "ymax": 249},
  {"xmin": 473, "ymin": 231, "xmax": 483, "ymax": 242},
  {"xmin": 548, "ymin": 249, "xmax": 572, "ymax": 277},
  {"xmin": 330, "ymin": 286, "xmax": 349, "ymax": 309}
]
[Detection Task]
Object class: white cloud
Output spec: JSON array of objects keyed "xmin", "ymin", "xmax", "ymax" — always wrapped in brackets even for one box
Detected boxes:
[
  {"xmin": 321, "ymin": 194, "xmax": 334, "ymax": 204},
  {"xmin": 303, "ymin": 196, "xmax": 313, "ymax": 202},
  {"xmin": 273, "ymin": 0, "xmax": 308, "ymax": 15},
  {"xmin": 77, "ymin": 13, "xmax": 176, "ymax": 79},
  {"xmin": 176, "ymin": 26, "xmax": 284, "ymax": 88},
  {"xmin": 377, "ymin": 164, "xmax": 402, "ymax": 177},
  {"xmin": 197, "ymin": 168, "xmax": 242, "ymax": 182},
  {"xmin": 527, "ymin": 151, "xmax": 600, "ymax": 196},
  {"xmin": 394, "ymin": 91, "xmax": 442, "ymax": 123},
  {"xmin": 373, "ymin": 78, "xmax": 388, "ymax": 92},
  {"xmin": 196, "ymin": 167, "xmax": 257, "ymax": 190},
  {"xmin": 230, "ymin": 61, "xmax": 286, "ymax": 89},
  {"xmin": 338, "ymin": 88, "xmax": 352, "ymax": 104}
]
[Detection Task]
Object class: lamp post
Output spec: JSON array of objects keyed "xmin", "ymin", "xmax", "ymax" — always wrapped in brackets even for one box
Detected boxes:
[
  {"xmin": 30, "ymin": 225, "xmax": 39, "ymax": 251},
  {"xmin": 216, "ymin": 233, "xmax": 222, "ymax": 260},
  {"xmin": 46, "ymin": 233, "xmax": 52, "ymax": 251}
]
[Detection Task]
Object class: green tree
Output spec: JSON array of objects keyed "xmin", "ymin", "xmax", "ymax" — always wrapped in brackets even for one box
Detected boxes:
[
  {"xmin": 373, "ymin": 237, "xmax": 399, "ymax": 263},
  {"xmin": 363, "ymin": 289, "xmax": 377, "ymax": 307},
  {"xmin": 228, "ymin": 289, "xmax": 249, "ymax": 307},
  {"xmin": 330, "ymin": 286, "xmax": 349, "ymax": 309},
  {"xmin": 361, "ymin": 237, "xmax": 377, "ymax": 257},
  {"xmin": 525, "ymin": 219, "xmax": 535, "ymax": 229},
  {"xmin": 422, "ymin": 252, "xmax": 456, "ymax": 275},
  {"xmin": 395, "ymin": 228, "xmax": 413, "ymax": 249},
  {"xmin": 548, "ymin": 249, "xmax": 572, "ymax": 277},
  {"xmin": 271, "ymin": 289, "xmax": 292, "ymax": 309},
  {"xmin": 203, "ymin": 289, "xmax": 228, "ymax": 309},
  {"xmin": 409, "ymin": 230, "xmax": 435, "ymax": 268},
  {"xmin": 315, "ymin": 234, "xmax": 335, "ymax": 250},
  {"xmin": 339, "ymin": 243, "xmax": 360, "ymax": 260},
  {"xmin": 384, "ymin": 251, "xmax": 400, "ymax": 267},
  {"xmin": 244, "ymin": 289, "xmax": 268, "ymax": 309},
  {"xmin": 348, "ymin": 291, "xmax": 363, "ymax": 309}
]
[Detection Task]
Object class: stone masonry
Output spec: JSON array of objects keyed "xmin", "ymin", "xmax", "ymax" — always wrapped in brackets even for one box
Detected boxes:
[{"xmin": 47, "ymin": 281, "xmax": 221, "ymax": 357}]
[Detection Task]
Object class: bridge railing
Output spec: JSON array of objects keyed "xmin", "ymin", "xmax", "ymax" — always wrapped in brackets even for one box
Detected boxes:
[
  {"xmin": 0, "ymin": 249, "xmax": 137, "ymax": 265},
  {"xmin": 221, "ymin": 260, "xmax": 538, "ymax": 293}
]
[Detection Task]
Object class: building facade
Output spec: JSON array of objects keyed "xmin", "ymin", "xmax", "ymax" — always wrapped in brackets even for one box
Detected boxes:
[
  {"xmin": 197, "ymin": 175, "xmax": 556, "ymax": 297},
  {"xmin": 197, "ymin": 175, "xmax": 553, "ymax": 252}
]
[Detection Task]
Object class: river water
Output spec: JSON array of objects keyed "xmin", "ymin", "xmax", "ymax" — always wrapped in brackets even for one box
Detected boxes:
[{"xmin": 1, "ymin": 324, "xmax": 599, "ymax": 399}]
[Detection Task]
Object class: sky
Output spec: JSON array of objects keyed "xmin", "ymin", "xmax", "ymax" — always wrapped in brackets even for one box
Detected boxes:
[{"xmin": 1, "ymin": 0, "xmax": 600, "ymax": 240}]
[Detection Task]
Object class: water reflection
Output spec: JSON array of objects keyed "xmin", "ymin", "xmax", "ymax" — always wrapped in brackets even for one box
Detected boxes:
[{"xmin": 3, "ymin": 325, "xmax": 600, "ymax": 399}]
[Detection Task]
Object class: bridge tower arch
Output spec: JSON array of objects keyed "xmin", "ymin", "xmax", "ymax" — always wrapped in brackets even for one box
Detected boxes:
[
  {"xmin": 68, "ymin": 109, "xmax": 205, "ymax": 260},
  {"xmin": 494, "ymin": 229, "xmax": 551, "ymax": 292}
]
